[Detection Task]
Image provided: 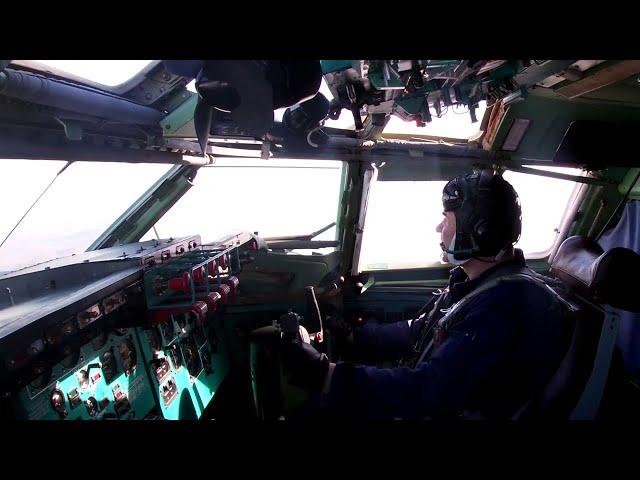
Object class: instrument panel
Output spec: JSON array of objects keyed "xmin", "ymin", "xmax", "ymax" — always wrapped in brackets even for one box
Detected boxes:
[
  {"xmin": 0, "ymin": 232, "xmax": 256, "ymax": 420},
  {"xmin": 16, "ymin": 327, "xmax": 154, "ymax": 420},
  {"xmin": 137, "ymin": 312, "xmax": 228, "ymax": 420}
]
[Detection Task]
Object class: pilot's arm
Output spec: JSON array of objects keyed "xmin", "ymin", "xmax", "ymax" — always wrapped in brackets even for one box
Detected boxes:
[
  {"xmin": 282, "ymin": 294, "xmax": 514, "ymax": 419},
  {"xmin": 350, "ymin": 315, "xmax": 426, "ymax": 362},
  {"xmin": 324, "ymin": 296, "xmax": 513, "ymax": 419}
]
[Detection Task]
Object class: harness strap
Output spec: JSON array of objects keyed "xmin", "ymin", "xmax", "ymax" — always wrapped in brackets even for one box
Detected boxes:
[
  {"xmin": 569, "ymin": 304, "xmax": 619, "ymax": 420},
  {"xmin": 412, "ymin": 271, "xmax": 568, "ymax": 368}
]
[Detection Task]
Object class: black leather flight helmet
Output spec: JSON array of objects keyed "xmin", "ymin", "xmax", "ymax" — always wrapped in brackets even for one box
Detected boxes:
[{"xmin": 441, "ymin": 169, "xmax": 522, "ymax": 261}]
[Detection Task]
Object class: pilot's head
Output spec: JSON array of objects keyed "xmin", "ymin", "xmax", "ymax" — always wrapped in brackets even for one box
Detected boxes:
[{"xmin": 436, "ymin": 169, "xmax": 521, "ymax": 265}]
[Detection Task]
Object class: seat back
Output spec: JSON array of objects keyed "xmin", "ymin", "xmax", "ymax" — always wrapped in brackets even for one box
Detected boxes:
[{"xmin": 514, "ymin": 236, "xmax": 640, "ymax": 420}]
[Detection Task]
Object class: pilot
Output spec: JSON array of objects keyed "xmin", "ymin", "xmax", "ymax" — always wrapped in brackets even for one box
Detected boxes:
[{"xmin": 279, "ymin": 169, "xmax": 571, "ymax": 419}]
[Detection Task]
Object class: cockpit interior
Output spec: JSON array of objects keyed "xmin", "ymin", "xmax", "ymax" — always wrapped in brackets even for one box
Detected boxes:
[{"xmin": 1, "ymin": 59, "xmax": 640, "ymax": 421}]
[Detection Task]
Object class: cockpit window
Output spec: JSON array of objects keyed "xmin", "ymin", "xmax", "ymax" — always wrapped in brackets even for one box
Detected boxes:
[
  {"xmin": 0, "ymin": 160, "xmax": 172, "ymax": 274},
  {"xmin": 358, "ymin": 166, "xmax": 582, "ymax": 271},
  {"xmin": 381, "ymin": 101, "xmax": 487, "ymax": 139},
  {"xmin": 141, "ymin": 158, "xmax": 344, "ymax": 253},
  {"xmin": 502, "ymin": 167, "xmax": 582, "ymax": 256},
  {"xmin": 29, "ymin": 60, "xmax": 154, "ymax": 87}
]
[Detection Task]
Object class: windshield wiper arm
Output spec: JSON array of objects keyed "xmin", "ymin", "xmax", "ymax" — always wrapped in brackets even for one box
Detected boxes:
[
  {"xmin": 0, "ymin": 161, "xmax": 72, "ymax": 249},
  {"xmin": 263, "ymin": 222, "xmax": 336, "ymax": 242}
]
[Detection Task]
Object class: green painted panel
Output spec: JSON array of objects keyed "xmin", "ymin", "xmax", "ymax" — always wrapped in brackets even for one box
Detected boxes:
[
  {"xmin": 321, "ymin": 60, "xmax": 355, "ymax": 74},
  {"xmin": 136, "ymin": 314, "xmax": 228, "ymax": 420},
  {"xmin": 15, "ymin": 328, "xmax": 155, "ymax": 420},
  {"xmin": 619, "ymin": 168, "xmax": 640, "ymax": 199},
  {"xmin": 161, "ymin": 94, "xmax": 198, "ymax": 136},
  {"xmin": 498, "ymin": 93, "xmax": 640, "ymax": 160}
]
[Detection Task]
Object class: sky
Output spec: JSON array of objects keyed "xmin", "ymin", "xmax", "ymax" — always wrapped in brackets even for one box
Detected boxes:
[{"xmin": 0, "ymin": 61, "xmax": 581, "ymax": 273}]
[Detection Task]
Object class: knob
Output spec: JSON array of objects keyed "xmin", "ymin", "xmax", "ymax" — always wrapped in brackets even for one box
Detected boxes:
[
  {"xmin": 118, "ymin": 339, "xmax": 137, "ymax": 376},
  {"xmin": 77, "ymin": 369, "xmax": 89, "ymax": 389},
  {"xmin": 30, "ymin": 363, "xmax": 51, "ymax": 390},
  {"xmin": 193, "ymin": 266, "xmax": 206, "ymax": 285},
  {"xmin": 79, "ymin": 310, "xmax": 99, "ymax": 320},
  {"xmin": 207, "ymin": 259, "xmax": 218, "ymax": 276},
  {"xmin": 212, "ymin": 284, "xmax": 231, "ymax": 305},
  {"xmin": 218, "ymin": 253, "xmax": 228, "ymax": 270},
  {"xmin": 86, "ymin": 397, "xmax": 98, "ymax": 417},
  {"xmin": 101, "ymin": 348, "xmax": 117, "ymax": 383},
  {"xmin": 223, "ymin": 276, "xmax": 240, "ymax": 296},
  {"xmin": 146, "ymin": 327, "xmax": 162, "ymax": 352},
  {"xmin": 62, "ymin": 319, "xmax": 74, "ymax": 335},
  {"xmin": 50, "ymin": 389, "xmax": 67, "ymax": 418},
  {"xmin": 45, "ymin": 327, "xmax": 61, "ymax": 346}
]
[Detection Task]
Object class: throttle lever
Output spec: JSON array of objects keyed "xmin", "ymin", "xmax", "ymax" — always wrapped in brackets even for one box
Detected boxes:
[{"xmin": 304, "ymin": 286, "xmax": 323, "ymax": 343}]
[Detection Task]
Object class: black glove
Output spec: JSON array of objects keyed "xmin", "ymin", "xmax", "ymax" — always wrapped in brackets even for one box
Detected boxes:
[
  {"xmin": 280, "ymin": 338, "xmax": 330, "ymax": 392},
  {"xmin": 325, "ymin": 313, "xmax": 353, "ymax": 338},
  {"xmin": 246, "ymin": 325, "xmax": 281, "ymax": 346}
]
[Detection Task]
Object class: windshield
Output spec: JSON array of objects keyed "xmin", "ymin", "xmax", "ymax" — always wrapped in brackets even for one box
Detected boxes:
[
  {"xmin": 141, "ymin": 158, "xmax": 344, "ymax": 253},
  {"xmin": 0, "ymin": 160, "xmax": 172, "ymax": 274}
]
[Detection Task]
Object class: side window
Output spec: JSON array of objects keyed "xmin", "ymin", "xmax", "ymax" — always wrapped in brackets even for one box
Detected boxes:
[
  {"xmin": 142, "ymin": 159, "xmax": 344, "ymax": 252},
  {"xmin": 358, "ymin": 166, "xmax": 582, "ymax": 271},
  {"xmin": 0, "ymin": 160, "xmax": 172, "ymax": 274},
  {"xmin": 502, "ymin": 167, "xmax": 581, "ymax": 256}
]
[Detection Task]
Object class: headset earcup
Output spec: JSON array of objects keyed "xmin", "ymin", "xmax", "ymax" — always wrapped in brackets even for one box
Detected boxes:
[{"xmin": 473, "ymin": 219, "xmax": 491, "ymax": 250}]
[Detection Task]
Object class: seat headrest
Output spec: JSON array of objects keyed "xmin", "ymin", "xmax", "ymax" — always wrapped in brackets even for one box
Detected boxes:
[{"xmin": 550, "ymin": 236, "xmax": 640, "ymax": 312}]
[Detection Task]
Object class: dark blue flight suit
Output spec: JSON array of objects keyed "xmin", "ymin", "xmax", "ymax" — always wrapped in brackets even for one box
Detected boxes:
[{"xmin": 322, "ymin": 249, "xmax": 570, "ymax": 419}]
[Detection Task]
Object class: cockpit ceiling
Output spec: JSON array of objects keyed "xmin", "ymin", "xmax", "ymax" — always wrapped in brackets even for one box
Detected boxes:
[{"xmin": 1, "ymin": 60, "xmax": 640, "ymax": 168}]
